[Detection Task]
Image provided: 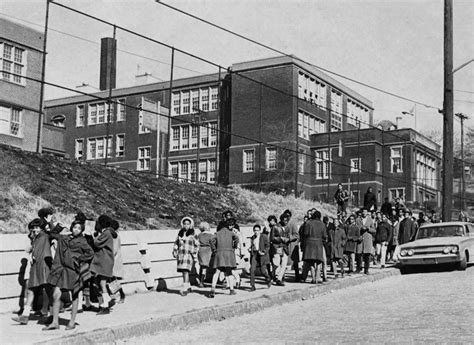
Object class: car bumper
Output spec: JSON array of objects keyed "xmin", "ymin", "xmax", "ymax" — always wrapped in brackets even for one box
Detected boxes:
[{"xmin": 399, "ymin": 254, "xmax": 460, "ymax": 266}]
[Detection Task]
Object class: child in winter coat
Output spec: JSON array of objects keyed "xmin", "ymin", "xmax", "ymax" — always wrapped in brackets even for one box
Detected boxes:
[
  {"xmin": 90, "ymin": 215, "xmax": 117, "ymax": 314},
  {"xmin": 42, "ymin": 220, "xmax": 94, "ymax": 330},
  {"xmin": 110, "ymin": 219, "xmax": 125, "ymax": 303},
  {"xmin": 12, "ymin": 219, "xmax": 52, "ymax": 325},
  {"xmin": 173, "ymin": 217, "xmax": 199, "ymax": 296},
  {"xmin": 197, "ymin": 222, "xmax": 213, "ymax": 287}
]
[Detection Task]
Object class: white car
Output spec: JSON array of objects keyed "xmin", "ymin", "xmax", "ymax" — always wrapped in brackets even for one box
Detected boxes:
[{"xmin": 398, "ymin": 222, "xmax": 474, "ymax": 273}]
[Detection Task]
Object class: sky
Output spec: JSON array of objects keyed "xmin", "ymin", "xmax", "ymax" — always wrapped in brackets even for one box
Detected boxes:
[{"xmin": 1, "ymin": 0, "xmax": 473, "ymax": 133}]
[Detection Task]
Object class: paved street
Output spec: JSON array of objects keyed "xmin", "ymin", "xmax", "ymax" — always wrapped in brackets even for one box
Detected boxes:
[{"xmin": 122, "ymin": 267, "xmax": 474, "ymax": 344}]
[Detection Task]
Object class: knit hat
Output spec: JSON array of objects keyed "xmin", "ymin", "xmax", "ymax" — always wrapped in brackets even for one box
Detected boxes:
[{"xmin": 70, "ymin": 220, "xmax": 85, "ymax": 232}]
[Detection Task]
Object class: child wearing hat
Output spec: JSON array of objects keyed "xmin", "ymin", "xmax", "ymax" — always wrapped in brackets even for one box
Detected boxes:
[{"xmin": 173, "ymin": 217, "xmax": 199, "ymax": 296}]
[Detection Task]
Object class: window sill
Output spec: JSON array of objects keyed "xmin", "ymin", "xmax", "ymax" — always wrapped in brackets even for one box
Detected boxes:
[
  {"xmin": 1, "ymin": 79, "xmax": 26, "ymax": 87},
  {"xmin": 0, "ymin": 132, "xmax": 24, "ymax": 139}
]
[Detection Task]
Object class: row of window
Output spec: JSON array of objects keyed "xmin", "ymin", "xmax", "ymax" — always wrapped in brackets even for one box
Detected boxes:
[
  {"xmin": 416, "ymin": 151, "xmax": 437, "ymax": 188},
  {"xmin": 169, "ymin": 159, "xmax": 216, "ymax": 183},
  {"xmin": 0, "ymin": 105, "xmax": 22, "ymax": 137},
  {"xmin": 298, "ymin": 71, "xmax": 327, "ymax": 108},
  {"xmin": 171, "ymin": 122, "xmax": 218, "ymax": 151},
  {"xmin": 75, "ymin": 135, "xmax": 125, "ymax": 160},
  {"xmin": 241, "ymin": 146, "xmax": 410, "ymax": 179},
  {"xmin": 171, "ymin": 86, "xmax": 219, "ymax": 116},
  {"xmin": 1, "ymin": 42, "xmax": 26, "ymax": 85},
  {"xmin": 347, "ymin": 99, "xmax": 369, "ymax": 127},
  {"xmin": 298, "ymin": 110, "xmax": 326, "ymax": 140},
  {"xmin": 76, "ymin": 100, "xmax": 126, "ymax": 127}
]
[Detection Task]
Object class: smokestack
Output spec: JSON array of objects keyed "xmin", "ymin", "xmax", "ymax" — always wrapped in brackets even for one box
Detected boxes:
[{"xmin": 99, "ymin": 37, "xmax": 116, "ymax": 91}]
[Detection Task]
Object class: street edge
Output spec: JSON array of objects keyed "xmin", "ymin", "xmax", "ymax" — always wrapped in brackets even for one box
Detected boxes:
[{"xmin": 35, "ymin": 268, "xmax": 401, "ymax": 345}]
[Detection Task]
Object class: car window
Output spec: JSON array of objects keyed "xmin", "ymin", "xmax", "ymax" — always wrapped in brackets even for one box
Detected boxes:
[
  {"xmin": 416, "ymin": 225, "xmax": 464, "ymax": 239},
  {"xmin": 467, "ymin": 224, "xmax": 474, "ymax": 236}
]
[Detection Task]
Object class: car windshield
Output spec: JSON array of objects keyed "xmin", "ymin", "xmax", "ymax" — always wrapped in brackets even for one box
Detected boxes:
[{"xmin": 416, "ymin": 226, "xmax": 464, "ymax": 239}]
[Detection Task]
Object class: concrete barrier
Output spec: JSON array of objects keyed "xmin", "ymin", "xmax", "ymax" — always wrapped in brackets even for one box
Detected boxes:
[{"xmin": 0, "ymin": 227, "xmax": 254, "ymax": 313}]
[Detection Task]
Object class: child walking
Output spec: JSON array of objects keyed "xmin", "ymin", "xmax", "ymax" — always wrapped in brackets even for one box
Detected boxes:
[
  {"xmin": 197, "ymin": 222, "xmax": 213, "ymax": 288},
  {"xmin": 12, "ymin": 219, "xmax": 52, "ymax": 325},
  {"xmin": 208, "ymin": 218, "xmax": 239, "ymax": 298},
  {"xmin": 110, "ymin": 219, "xmax": 125, "ymax": 303},
  {"xmin": 172, "ymin": 217, "xmax": 199, "ymax": 296},
  {"xmin": 90, "ymin": 215, "xmax": 117, "ymax": 315},
  {"xmin": 42, "ymin": 220, "xmax": 93, "ymax": 330}
]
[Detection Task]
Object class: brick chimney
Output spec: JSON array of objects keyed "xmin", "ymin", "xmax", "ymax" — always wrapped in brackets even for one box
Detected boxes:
[{"xmin": 99, "ymin": 37, "xmax": 116, "ymax": 91}]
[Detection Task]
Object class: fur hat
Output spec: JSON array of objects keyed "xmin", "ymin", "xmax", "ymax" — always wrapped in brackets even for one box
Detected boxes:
[{"xmin": 180, "ymin": 216, "xmax": 194, "ymax": 229}]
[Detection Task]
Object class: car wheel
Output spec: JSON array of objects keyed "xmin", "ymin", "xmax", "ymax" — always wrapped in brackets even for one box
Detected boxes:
[
  {"xmin": 400, "ymin": 267, "xmax": 410, "ymax": 275},
  {"xmin": 458, "ymin": 253, "xmax": 467, "ymax": 271}
]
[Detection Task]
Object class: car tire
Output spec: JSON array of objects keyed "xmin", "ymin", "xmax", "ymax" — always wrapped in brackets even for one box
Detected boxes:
[
  {"xmin": 400, "ymin": 267, "xmax": 410, "ymax": 275},
  {"xmin": 458, "ymin": 254, "xmax": 467, "ymax": 271}
]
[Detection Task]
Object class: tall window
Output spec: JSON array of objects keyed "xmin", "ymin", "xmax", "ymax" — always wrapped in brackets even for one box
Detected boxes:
[
  {"xmin": 190, "ymin": 161, "xmax": 197, "ymax": 182},
  {"xmin": 93, "ymin": 136, "xmax": 112, "ymax": 159},
  {"xmin": 209, "ymin": 159, "xmax": 216, "ymax": 182},
  {"xmin": 88, "ymin": 104, "xmax": 97, "ymax": 125},
  {"xmin": 138, "ymin": 146, "xmax": 151, "ymax": 171},
  {"xmin": 0, "ymin": 105, "xmax": 22, "ymax": 137},
  {"xmin": 75, "ymin": 139, "xmax": 83, "ymax": 160},
  {"xmin": 87, "ymin": 138, "xmax": 96, "ymax": 160},
  {"xmin": 330, "ymin": 90, "xmax": 342, "ymax": 131},
  {"xmin": 391, "ymin": 146, "xmax": 403, "ymax": 172},
  {"xmin": 299, "ymin": 150, "xmax": 305, "ymax": 175},
  {"xmin": 191, "ymin": 125, "xmax": 199, "ymax": 148},
  {"xmin": 200, "ymin": 124, "xmax": 209, "ymax": 147},
  {"xmin": 191, "ymin": 90, "xmax": 199, "ymax": 113},
  {"xmin": 171, "ymin": 127, "xmax": 180, "ymax": 150},
  {"xmin": 201, "ymin": 88, "xmax": 209, "ymax": 111},
  {"xmin": 181, "ymin": 126, "xmax": 189, "ymax": 149},
  {"xmin": 117, "ymin": 99, "xmax": 126, "ymax": 122},
  {"xmin": 266, "ymin": 148, "xmax": 277, "ymax": 170},
  {"xmin": 243, "ymin": 149, "xmax": 255, "ymax": 172},
  {"xmin": 172, "ymin": 93, "xmax": 180, "ymax": 115},
  {"xmin": 179, "ymin": 162, "xmax": 188, "ymax": 181},
  {"xmin": 76, "ymin": 105, "xmax": 84, "ymax": 127},
  {"xmin": 209, "ymin": 122, "xmax": 217, "ymax": 147},
  {"xmin": 350, "ymin": 158, "xmax": 361, "ymax": 173},
  {"xmin": 1, "ymin": 43, "xmax": 25, "ymax": 84},
  {"xmin": 210, "ymin": 87, "xmax": 218, "ymax": 110},
  {"xmin": 169, "ymin": 162, "xmax": 179, "ymax": 180},
  {"xmin": 315, "ymin": 149, "xmax": 330, "ymax": 179},
  {"xmin": 199, "ymin": 161, "xmax": 207, "ymax": 182},
  {"xmin": 116, "ymin": 134, "xmax": 125, "ymax": 157},
  {"xmin": 389, "ymin": 188, "xmax": 405, "ymax": 201},
  {"xmin": 181, "ymin": 91, "xmax": 190, "ymax": 114}
]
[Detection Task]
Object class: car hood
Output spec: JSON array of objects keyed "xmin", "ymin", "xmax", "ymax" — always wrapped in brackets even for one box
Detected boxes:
[{"xmin": 401, "ymin": 237, "xmax": 464, "ymax": 248}]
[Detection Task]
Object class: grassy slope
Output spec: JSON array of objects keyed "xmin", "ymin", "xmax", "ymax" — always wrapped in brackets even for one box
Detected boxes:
[{"xmin": 0, "ymin": 144, "xmax": 336, "ymax": 233}]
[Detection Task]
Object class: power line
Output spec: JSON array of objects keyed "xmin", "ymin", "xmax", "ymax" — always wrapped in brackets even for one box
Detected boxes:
[
  {"xmin": 455, "ymin": 89, "xmax": 474, "ymax": 94},
  {"xmin": 155, "ymin": 0, "xmax": 440, "ymax": 110}
]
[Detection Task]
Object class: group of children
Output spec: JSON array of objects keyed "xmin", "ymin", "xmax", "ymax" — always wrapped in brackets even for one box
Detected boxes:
[{"xmin": 12, "ymin": 208, "xmax": 124, "ymax": 331}]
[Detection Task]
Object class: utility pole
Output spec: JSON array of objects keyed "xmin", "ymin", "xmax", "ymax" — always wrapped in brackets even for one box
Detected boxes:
[
  {"xmin": 442, "ymin": 0, "xmax": 454, "ymax": 222},
  {"xmin": 456, "ymin": 113, "xmax": 469, "ymax": 211}
]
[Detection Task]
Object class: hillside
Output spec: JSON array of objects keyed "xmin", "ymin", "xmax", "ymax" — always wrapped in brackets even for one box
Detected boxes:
[{"xmin": 0, "ymin": 144, "xmax": 336, "ymax": 233}]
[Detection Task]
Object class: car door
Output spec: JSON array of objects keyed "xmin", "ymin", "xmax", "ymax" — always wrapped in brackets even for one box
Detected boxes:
[{"xmin": 466, "ymin": 224, "xmax": 474, "ymax": 263}]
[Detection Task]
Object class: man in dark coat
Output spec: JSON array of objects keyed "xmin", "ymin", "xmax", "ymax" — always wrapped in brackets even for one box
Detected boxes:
[
  {"xmin": 249, "ymin": 224, "xmax": 271, "ymax": 290},
  {"xmin": 398, "ymin": 209, "xmax": 416, "ymax": 245},
  {"xmin": 380, "ymin": 197, "xmax": 393, "ymax": 217},
  {"xmin": 283, "ymin": 209, "xmax": 301, "ymax": 282},
  {"xmin": 270, "ymin": 214, "xmax": 290, "ymax": 286},
  {"xmin": 375, "ymin": 213, "xmax": 392, "ymax": 268},
  {"xmin": 344, "ymin": 214, "xmax": 360, "ymax": 274},
  {"xmin": 301, "ymin": 210, "xmax": 327, "ymax": 283},
  {"xmin": 329, "ymin": 217, "xmax": 347, "ymax": 278},
  {"xmin": 363, "ymin": 187, "xmax": 377, "ymax": 211},
  {"xmin": 334, "ymin": 184, "xmax": 349, "ymax": 217}
]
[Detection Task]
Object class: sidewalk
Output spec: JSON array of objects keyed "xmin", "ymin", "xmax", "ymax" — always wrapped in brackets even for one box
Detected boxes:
[{"xmin": 0, "ymin": 267, "xmax": 401, "ymax": 345}]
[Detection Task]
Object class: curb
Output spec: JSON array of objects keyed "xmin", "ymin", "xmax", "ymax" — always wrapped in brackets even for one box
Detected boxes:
[{"xmin": 35, "ymin": 269, "xmax": 401, "ymax": 344}]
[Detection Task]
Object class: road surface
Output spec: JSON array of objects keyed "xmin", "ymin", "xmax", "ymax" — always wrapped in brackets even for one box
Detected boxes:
[{"xmin": 121, "ymin": 267, "xmax": 474, "ymax": 343}]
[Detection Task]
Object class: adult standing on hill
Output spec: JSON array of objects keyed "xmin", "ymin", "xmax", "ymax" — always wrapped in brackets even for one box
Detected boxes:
[
  {"xmin": 334, "ymin": 184, "xmax": 349, "ymax": 217},
  {"xmin": 301, "ymin": 210, "xmax": 327, "ymax": 284},
  {"xmin": 363, "ymin": 187, "xmax": 377, "ymax": 212}
]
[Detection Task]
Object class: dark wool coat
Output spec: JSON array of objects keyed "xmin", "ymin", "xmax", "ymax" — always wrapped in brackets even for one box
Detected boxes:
[
  {"xmin": 249, "ymin": 232, "xmax": 270, "ymax": 266},
  {"xmin": 286, "ymin": 219, "xmax": 300, "ymax": 266},
  {"xmin": 344, "ymin": 224, "xmax": 360, "ymax": 253},
  {"xmin": 329, "ymin": 226, "xmax": 347, "ymax": 260},
  {"xmin": 197, "ymin": 232, "xmax": 214, "ymax": 267},
  {"xmin": 47, "ymin": 234, "xmax": 94, "ymax": 291},
  {"xmin": 270, "ymin": 224, "xmax": 290, "ymax": 256},
  {"xmin": 375, "ymin": 221, "xmax": 392, "ymax": 244},
  {"xmin": 398, "ymin": 218, "xmax": 416, "ymax": 245},
  {"xmin": 359, "ymin": 231, "xmax": 374, "ymax": 254},
  {"xmin": 28, "ymin": 231, "xmax": 52, "ymax": 288},
  {"xmin": 363, "ymin": 191, "xmax": 377, "ymax": 211},
  {"xmin": 90, "ymin": 227, "xmax": 117, "ymax": 278},
  {"xmin": 211, "ymin": 227, "xmax": 239, "ymax": 269},
  {"xmin": 302, "ymin": 219, "xmax": 327, "ymax": 262}
]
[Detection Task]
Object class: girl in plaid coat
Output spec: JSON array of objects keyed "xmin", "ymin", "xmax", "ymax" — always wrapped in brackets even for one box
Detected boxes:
[{"xmin": 173, "ymin": 217, "xmax": 199, "ymax": 296}]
